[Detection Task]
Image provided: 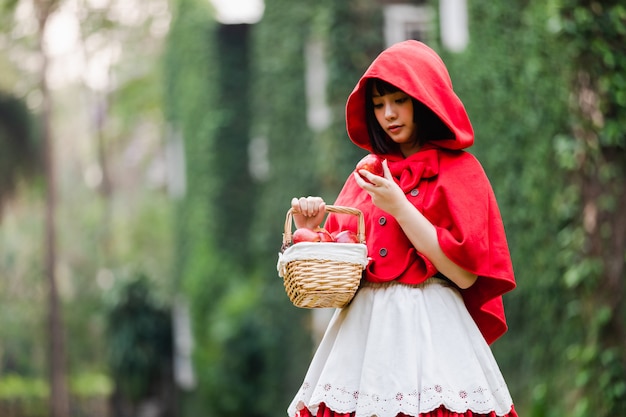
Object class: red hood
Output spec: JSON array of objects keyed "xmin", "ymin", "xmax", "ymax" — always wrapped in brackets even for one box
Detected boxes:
[{"xmin": 345, "ymin": 40, "xmax": 473, "ymax": 152}]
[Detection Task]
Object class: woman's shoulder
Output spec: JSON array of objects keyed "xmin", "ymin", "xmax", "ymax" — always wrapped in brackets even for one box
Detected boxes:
[
  {"xmin": 437, "ymin": 148, "xmax": 480, "ymax": 163},
  {"xmin": 436, "ymin": 149, "xmax": 487, "ymax": 177}
]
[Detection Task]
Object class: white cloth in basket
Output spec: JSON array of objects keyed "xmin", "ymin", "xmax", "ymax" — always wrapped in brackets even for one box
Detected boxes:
[{"xmin": 277, "ymin": 242, "xmax": 369, "ymax": 278}]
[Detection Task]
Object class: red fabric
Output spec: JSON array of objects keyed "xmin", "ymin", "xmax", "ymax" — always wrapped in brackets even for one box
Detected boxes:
[
  {"xmin": 296, "ymin": 403, "xmax": 519, "ymax": 417},
  {"xmin": 323, "ymin": 40, "xmax": 516, "ymax": 345}
]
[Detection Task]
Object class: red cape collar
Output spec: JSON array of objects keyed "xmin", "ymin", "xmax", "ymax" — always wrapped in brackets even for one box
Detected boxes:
[{"xmin": 384, "ymin": 148, "xmax": 439, "ymax": 192}]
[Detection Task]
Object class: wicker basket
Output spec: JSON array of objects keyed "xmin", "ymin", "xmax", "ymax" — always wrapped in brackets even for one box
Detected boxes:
[{"xmin": 277, "ymin": 205, "xmax": 368, "ymax": 309}]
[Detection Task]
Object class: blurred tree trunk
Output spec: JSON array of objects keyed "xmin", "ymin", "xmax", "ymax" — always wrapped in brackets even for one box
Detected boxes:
[{"xmin": 34, "ymin": 0, "xmax": 70, "ymax": 416}]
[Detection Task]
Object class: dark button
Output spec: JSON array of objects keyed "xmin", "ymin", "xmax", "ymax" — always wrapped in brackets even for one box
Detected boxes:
[
  {"xmin": 410, "ymin": 188, "xmax": 419, "ymax": 197},
  {"xmin": 378, "ymin": 216, "xmax": 387, "ymax": 225},
  {"xmin": 379, "ymin": 248, "xmax": 388, "ymax": 257}
]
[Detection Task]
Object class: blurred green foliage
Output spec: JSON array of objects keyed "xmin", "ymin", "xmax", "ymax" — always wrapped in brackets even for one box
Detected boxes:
[
  {"xmin": 105, "ymin": 274, "xmax": 172, "ymax": 401},
  {"xmin": 0, "ymin": 375, "xmax": 48, "ymax": 400},
  {"xmin": 164, "ymin": 0, "xmax": 316, "ymax": 414},
  {"xmin": 556, "ymin": 1, "xmax": 626, "ymax": 416},
  {"xmin": 0, "ymin": 372, "xmax": 111, "ymax": 417},
  {"xmin": 0, "ymin": 371, "xmax": 111, "ymax": 400}
]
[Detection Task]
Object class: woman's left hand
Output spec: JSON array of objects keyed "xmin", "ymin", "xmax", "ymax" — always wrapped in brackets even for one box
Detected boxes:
[{"xmin": 354, "ymin": 159, "xmax": 410, "ymax": 216}]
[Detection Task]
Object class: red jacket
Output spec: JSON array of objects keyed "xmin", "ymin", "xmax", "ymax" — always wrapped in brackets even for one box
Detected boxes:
[{"xmin": 324, "ymin": 40, "xmax": 516, "ymax": 345}]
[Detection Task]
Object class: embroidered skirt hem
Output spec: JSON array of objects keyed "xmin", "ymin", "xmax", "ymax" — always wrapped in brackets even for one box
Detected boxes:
[{"xmin": 295, "ymin": 402, "xmax": 518, "ymax": 417}]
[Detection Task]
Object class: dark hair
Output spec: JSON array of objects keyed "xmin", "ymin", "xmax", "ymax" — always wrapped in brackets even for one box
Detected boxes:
[{"xmin": 365, "ymin": 78, "xmax": 455, "ymax": 154}]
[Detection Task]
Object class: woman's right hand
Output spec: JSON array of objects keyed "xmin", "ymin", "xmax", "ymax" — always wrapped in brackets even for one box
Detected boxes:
[{"xmin": 291, "ymin": 196, "xmax": 326, "ymax": 230}]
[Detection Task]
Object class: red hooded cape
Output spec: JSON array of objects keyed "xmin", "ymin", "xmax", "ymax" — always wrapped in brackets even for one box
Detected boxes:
[{"xmin": 324, "ymin": 40, "xmax": 516, "ymax": 345}]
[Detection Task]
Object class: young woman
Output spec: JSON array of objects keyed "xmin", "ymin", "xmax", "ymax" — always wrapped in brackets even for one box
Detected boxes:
[{"xmin": 288, "ymin": 40, "xmax": 518, "ymax": 417}]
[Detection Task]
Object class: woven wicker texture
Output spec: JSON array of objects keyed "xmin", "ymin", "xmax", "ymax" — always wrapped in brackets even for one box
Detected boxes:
[{"xmin": 280, "ymin": 205, "xmax": 367, "ymax": 309}]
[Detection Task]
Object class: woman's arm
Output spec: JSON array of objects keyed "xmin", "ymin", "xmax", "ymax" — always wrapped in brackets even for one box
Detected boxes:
[
  {"xmin": 356, "ymin": 160, "xmax": 478, "ymax": 289},
  {"xmin": 391, "ymin": 198, "xmax": 477, "ymax": 289}
]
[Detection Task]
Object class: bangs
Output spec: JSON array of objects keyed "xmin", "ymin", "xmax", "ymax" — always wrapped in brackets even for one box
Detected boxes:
[{"xmin": 371, "ymin": 79, "xmax": 400, "ymax": 96}]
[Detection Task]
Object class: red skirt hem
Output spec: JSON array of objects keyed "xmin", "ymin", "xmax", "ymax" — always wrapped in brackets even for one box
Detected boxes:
[{"xmin": 295, "ymin": 402, "xmax": 519, "ymax": 417}]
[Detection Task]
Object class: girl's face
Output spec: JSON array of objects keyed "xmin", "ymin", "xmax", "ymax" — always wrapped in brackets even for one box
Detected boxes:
[{"xmin": 372, "ymin": 85, "xmax": 420, "ymax": 156}]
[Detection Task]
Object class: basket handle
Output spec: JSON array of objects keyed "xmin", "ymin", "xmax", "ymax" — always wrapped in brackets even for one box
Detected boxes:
[{"xmin": 283, "ymin": 205, "xmax": 366, "ymax": 247}]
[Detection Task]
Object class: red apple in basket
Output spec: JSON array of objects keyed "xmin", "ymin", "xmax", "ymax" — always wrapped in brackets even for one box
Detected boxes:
[
  {"xmin": 292, "ymin": 227, "xmax": 336, "ymax": 244},
  {"xmin": 292, "ymin": 228, "xmax": 321, "ymax": 243},
  {"xmin": 355, "ymin": 154, "xmax": 384, "ymax": 183},
  {"xmin": 316, "ymin": 227, "xmax": 334, "ymax": 242},
  {"xmin": 334, "ymin": 230, "xmax": 360, "ymax": 244}
]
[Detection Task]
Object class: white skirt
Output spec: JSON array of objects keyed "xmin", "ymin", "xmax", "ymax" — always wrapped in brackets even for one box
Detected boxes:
[{"xmin": 287, "ymin": 278, "xmax": 515, "ymax": 417}]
